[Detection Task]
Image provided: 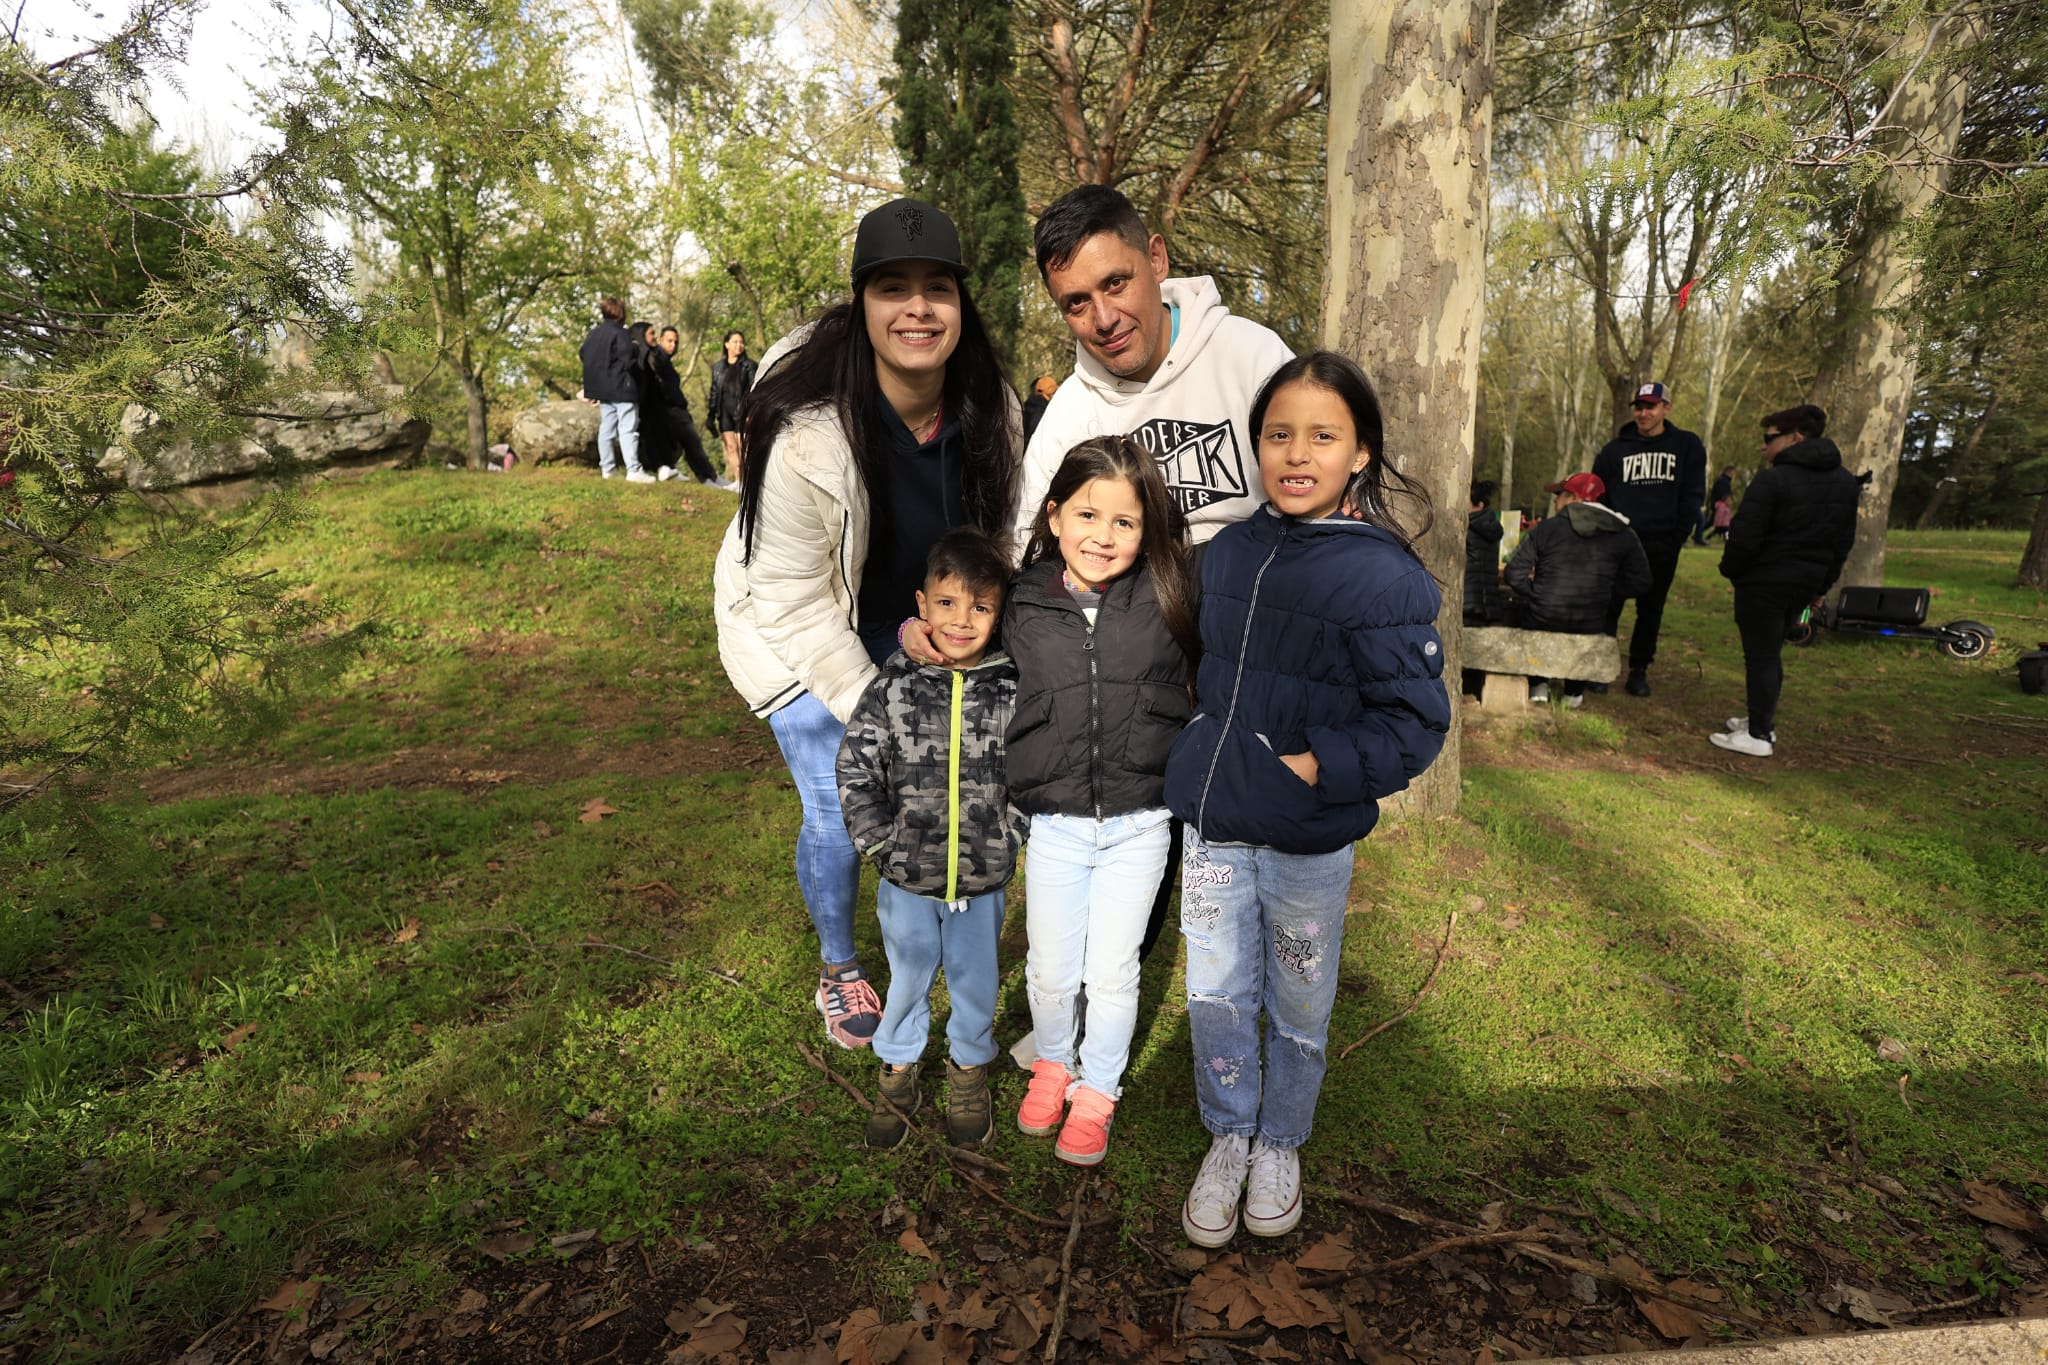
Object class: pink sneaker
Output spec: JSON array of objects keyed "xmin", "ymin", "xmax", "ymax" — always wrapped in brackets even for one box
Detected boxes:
[
  {"xmin": 1017, "ymin": 1059, "xmax": 1070, "ymax": 1136},
  {"xmin": 1054, "ymin": 1086, "xmax": 1116, "ymax": 1167}
]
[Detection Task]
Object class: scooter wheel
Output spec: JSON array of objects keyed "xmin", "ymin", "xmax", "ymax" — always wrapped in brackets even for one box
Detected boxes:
[{"xmin": 1940, "ymin": 627, "xmax": 1992, "ymax": 661}]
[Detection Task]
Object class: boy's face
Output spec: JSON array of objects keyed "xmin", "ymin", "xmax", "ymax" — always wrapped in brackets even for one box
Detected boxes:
[{"xmin": 915, "ymin": 573, "xmax": 1001, "ymax": 668}]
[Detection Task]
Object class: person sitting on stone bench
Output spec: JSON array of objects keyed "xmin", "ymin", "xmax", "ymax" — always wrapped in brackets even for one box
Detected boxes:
[{"xmin": 1503, "ymin": 472, "xmax": 1651, "ymax": 706}]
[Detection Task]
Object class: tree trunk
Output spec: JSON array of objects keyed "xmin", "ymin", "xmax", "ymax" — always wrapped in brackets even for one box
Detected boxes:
[
  {"xmin": 460, "ymin": 366, "xmax": 489, "ymax": 470},
  {"xmin": 1324, "ymin": 0, "xmax": 1496, "ymax": 818},
  {"xmin": 1814, "ymin": 18, "xmax": 1973, "ymax": 593},
  {"xmin": 1914, "ymin": 389, "xmax": 1998, "ymax": 530},
  {"xmin": 2018, "ymin": 489, "xmax": 2048, "ymax": 592}
]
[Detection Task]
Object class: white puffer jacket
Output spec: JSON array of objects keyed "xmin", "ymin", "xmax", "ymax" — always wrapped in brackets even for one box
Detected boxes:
[{"xmin": 713, "ymin": 404, "xmax": 878, "ymax": 723}]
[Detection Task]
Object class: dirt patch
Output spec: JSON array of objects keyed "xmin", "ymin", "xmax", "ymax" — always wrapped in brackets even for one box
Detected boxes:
[{"xmin": 141, "ymin": 1169, "xmax": 2042, "ymax": 1365}]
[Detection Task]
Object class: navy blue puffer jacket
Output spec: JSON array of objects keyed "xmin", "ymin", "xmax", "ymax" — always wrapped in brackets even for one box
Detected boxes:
[{"xmin": 1165, "ymin": 508, "xmax": 1450, "ymax": 855}]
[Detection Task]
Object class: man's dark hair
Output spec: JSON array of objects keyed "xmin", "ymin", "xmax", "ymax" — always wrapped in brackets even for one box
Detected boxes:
[
  {"xmin": 1763, "ymin": 403, "xmax": 1827, "ymax": 440},
  {"xmin": 598, "ymin": 297, "xmax": 625, "ymax": 322},
  {"xmin": 925, "ymin": 527, "xmax": 1012, "ymax": 601},
  {"xmin": 660, "ymin": 325, "xmax": 679, "ymax": 340},
  {"xmin": 1470, "ymin": 479, "xmax": 1497, "ymax": 508},
  {"xmin": 1032, "ymin": 185, "xmax": 1152, "ymax": 283}
]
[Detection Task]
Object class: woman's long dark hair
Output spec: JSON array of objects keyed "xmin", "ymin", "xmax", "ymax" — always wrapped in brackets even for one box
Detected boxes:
[
  {"xmin": 735, "ymin": 285, "xmax": 1018, "ymax": 563},
  {"xmin": 1020, "ymin": 435, "xmax": 1200, "ymax": 672},
  {"xmin": 1248, "ymin": 351, "xmax": 1433, "ymax": 561}
]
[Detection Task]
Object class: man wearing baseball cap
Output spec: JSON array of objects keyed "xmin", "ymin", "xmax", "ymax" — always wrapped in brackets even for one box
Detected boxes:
[
  {"xmin": 1504, "ymin": 472, "xmax": 1652, "ymax": 704},
  {"xmin": 1591, "ymin": 382, "xmax": 1708, "ymax": 696}
]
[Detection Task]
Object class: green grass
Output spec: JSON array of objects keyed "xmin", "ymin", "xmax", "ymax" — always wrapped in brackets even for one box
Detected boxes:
[{"xmin": 3, "ymin": 468, "xmax": 2045, "ymax": 1359}]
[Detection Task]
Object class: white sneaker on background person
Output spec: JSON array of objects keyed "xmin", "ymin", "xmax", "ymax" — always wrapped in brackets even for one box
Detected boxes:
[
  {"xmin": 1709, "ymin": 729, "xmax": 1773, "ymax": 757},
  {"xmin": 625, "ymin": 469, "xmax": 657, "ymax": 484},
  {"xmin": 657, "ymin": 466, "xmax": 680, "ymax": 482}
]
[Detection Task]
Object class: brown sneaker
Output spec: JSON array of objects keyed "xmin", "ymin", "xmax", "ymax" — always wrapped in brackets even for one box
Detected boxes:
[
  {"xmin": 945, "ymin": 1062, "xmax": 995, "ymax": 1147},
  {"xmin": 865, "ymin": 1061, "xmax": 922, "ymax": 1150}
]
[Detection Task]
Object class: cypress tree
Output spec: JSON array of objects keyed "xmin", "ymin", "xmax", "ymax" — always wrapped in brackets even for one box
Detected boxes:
[{"xmin": 890, "ymin": 0, "xmax": 1030, "ymax": 365}]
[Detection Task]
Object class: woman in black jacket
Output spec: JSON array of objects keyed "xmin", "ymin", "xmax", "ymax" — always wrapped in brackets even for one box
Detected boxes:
[{"xmin": 708, "ymin": 331, "xmax": 757, "ymax": 484}]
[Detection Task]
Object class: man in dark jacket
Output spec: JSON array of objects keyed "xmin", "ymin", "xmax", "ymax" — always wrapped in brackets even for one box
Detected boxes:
[
  {"xmin": 1592, "ymin": 381, "xmax": 1708, "ymax": 695},
  {"xmin": 1710, "ymin": 404, "xmax": 1859, "ymax": 759},
  {"xmin": 653, "ymin": 326, "xmax": 724, "ymax": 485},
  {"xmin": 1505, "ymin": 472, "xmax": 1653, "ymax": 703},
  {"xmin": 579, "ymin": 297, "xmax": 650, "ymax": 482}
]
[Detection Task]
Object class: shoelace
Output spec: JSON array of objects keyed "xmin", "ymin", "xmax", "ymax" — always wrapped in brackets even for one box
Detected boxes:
[
  {"xmin": 1247, "ymin": 1146, "xmax": 1291, "ymax": 1206},
  {"xmin": 1190, "ymin": 1139, "xmax": 1249, "ymax": 1207},
  {"xmin": 824, "ymin": 976, "xmax": 880, "ymax": 1017}
]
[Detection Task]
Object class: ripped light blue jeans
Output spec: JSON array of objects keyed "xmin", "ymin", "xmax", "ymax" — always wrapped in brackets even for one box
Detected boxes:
[{"xmin": 1180, "ymin": 833, "xmax": 1355, "ymax": 1149}]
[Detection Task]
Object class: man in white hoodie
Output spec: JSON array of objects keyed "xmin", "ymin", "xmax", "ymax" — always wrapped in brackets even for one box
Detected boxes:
[{"xmin": 1015, "ymin": 186, "xmax": 1294, "ymax": 545}]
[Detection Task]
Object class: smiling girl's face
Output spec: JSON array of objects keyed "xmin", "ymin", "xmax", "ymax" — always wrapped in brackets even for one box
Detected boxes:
[
  {"xmin": 1047, "ymin": 475, "xmax": 1145, "ymax": 593},
  {"xmin": 1258, "ymin": 379, "xmax": 1370, "ymax": 521}
]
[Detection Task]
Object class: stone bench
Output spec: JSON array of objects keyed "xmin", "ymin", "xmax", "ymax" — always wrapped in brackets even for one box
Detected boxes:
[{"xmin": 1463, "ymin": 626, "xmax": 1621, "ymax": 711}]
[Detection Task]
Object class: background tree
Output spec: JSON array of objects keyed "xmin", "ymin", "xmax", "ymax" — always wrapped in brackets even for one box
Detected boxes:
[
  {"xmin": 1325, "ymin": 0, "xmax": 1497, "ymax": 817},
  {"xmin": 1014, "ymin": 0, "xmax": 1328, "ymax": 370},
  {"xmin": 892, "ymin": 0, "xmax": 1031, "ymax": 360},
  {"xmin": 0, "ymin": 1, "xmax": 379, "ymax": 810},
  {"xmin": 284, "ymin": 0, "xmax": 616, "ymax": 468}
]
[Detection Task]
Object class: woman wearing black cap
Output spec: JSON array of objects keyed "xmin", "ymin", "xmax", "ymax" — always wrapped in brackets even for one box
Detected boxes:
[{"xmin": 712, "ymin": 198, "xmax": 1021, "ymax": 1052}]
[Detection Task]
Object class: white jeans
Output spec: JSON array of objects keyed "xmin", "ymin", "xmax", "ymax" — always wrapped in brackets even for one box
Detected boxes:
[{"xmin": 1023, "ymin": 808, "xmax": 1173, "ymax": 1100}]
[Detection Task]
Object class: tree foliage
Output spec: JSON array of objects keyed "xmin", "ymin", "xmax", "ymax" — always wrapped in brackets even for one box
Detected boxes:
[
  {"xmin": 282, "ymin": 0, "xmax": 619, "ymax": 467},
  {"xmin": 0, "ymin": 0, "xmax": 382, "ymax": 811},
  {"xmin": 892, "ymin": 0, "xmax": 1030, "ymax": 361}
]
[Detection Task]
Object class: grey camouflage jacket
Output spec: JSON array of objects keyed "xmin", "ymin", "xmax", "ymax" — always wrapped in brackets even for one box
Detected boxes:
[{"xmin": 836, "ymin": 650, "xmax": 1026, "ymax": 902}]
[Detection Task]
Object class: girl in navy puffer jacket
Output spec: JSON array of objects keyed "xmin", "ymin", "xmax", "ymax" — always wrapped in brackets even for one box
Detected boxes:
[{"xmin": 1166, "ymin": 352, "xmax": 1449, "ymax": 1249}]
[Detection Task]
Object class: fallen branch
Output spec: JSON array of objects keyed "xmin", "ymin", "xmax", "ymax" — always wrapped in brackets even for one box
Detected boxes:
[
  {"xmin": 1340, "ymin": 907, "xmax": 1457, "ymax": 1059},
  {"xmin": 1893, "ymin": 1291, "xmax": 1982, "ymax": 1317},
  {"xmin": 1509, "ymin": 1243, "xmax": 1766, "ymax": 1328},
  {"xmin": 1324, "ymin": 1189, "xmax": 1474, "ymax": 1237},
  {"xmin": 1356, "ymin": 1227, "xmax": 1569, "ymax": 1276},
  {"xmin": 1043, "ymin": 1172, "xmax": 1090, "ymax": 1364},
  {"xmin": 1457, "ymin": 1168, "xmax": 1595, "ymax": 1220}
]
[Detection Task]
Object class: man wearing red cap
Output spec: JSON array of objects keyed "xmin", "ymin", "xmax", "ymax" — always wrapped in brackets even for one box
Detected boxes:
[{"xmin": 1504, "ymin": 472, "xmax": 1652, "ymax": 703}]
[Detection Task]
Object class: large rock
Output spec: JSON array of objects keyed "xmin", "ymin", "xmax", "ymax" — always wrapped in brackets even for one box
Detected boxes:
[
  {"xmin": 105, "ymin": 387, "xmax": 430, "ymax": 490},
  {"xmin": 509, "ymin": 401, "xmax": 600, "ymax": 466}
]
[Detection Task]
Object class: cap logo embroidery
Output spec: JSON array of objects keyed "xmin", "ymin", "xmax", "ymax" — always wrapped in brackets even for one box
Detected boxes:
[{"xmin": 896, "ymin": 206, "xmax": 925, "ymax": 240}]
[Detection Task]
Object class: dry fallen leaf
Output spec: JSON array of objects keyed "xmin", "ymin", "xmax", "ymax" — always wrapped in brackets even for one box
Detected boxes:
[
  {"xmin": 392, "ymin": 917, "xmax": 421, "ymax": 944},
  {"xmin": 1876, "ymin": 1037, "xmax": 1912, "ymax": 1065},
  {"xmin": 1960, "ymin": 1180, "xmax": 2048, "ymax": 1234},
  {"xmin": 1633, "ymin": 1290, "xmax": 1701, "ymax": 1340},
  {"xmin": 477, "ymin": 1232, "xmax": 534, "ymax": 1263},
  {"xmin": 451, "ymin": 1288, "xmax": 489, "ymax": 1317},
  {"xmin": 255, "ymin": 1279, "xmax": 317, "ymax": 1314},
  {"xmin": 897, "ymin": 1228, "xmax": 938, "ymax": 1262},
  {"xmin": 219, "ymin": 1023, "xmax": 257, "ymax": 1052},
  {"xmin": 1294, "ymin": 1232, "xmax": 1356, "ymax": 1272},
  {"xmin": 345, "ymin": 1071, "xmax": 382, "ymax": 1085},
  {"xmin": 579, "ymin": 797, "xmax": 619, "ymax": 823},
  {"xmin": 149, "ymin": 913, "xmax": 166, "ymax": 929}
]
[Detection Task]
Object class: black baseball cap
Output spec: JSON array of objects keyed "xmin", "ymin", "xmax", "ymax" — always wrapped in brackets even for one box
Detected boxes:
[{"xmin": 851, "ymin": 199, "xmax": 964, "ymax": 286}]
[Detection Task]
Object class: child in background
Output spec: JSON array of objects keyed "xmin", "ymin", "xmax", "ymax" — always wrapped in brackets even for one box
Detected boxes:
[
  {"xmin": 1004, "ymin": 436, "xmax": 1200, "ymax": 1167},
  {"xmin": 836, "ymin": 529, "xmax": 1025, "ymax": 1150},
  {"xmin": 1165, "ymin": 352, "xmax": 1451, "ymax": 1246}
]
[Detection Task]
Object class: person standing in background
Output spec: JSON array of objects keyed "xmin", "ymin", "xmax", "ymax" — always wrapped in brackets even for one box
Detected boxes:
[
  {"xmin": 579, "ymin": 297, "xmax": 651, "ymax": 482},
  {"xmin": 654, "ymin": 326, "xmax": 725, "ymax": 486},
  {"xmin": 1591, "ymin": 381, "xmax": 1706, "ymax": 696},
  {"xmin": 708, "ymin": 330, "xmax": 757, "ymax": 486}
]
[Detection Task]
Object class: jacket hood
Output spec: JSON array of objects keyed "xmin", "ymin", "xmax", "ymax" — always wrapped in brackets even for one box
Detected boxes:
[
  {"xmin": 1069, "ymin": 276, "xmax": 1230, "ymax": 403},
  {"xmin": 1774, "ymin": 436, "xmax": 1844, "ymax": 472},
  {"xmin": 1563, "ymin": 501, "xmax": 1630, "ymax": 536}
]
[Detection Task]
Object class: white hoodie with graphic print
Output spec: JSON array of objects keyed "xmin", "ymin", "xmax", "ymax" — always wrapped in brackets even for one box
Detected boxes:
[{"xmin": 1015, "ymin": 276, "xmax": 1294, "ymax": 547}]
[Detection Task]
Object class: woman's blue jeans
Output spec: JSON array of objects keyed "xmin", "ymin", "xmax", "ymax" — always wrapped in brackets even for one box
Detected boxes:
[
  {"xmin": 1180, "ymin": 833, "xmax": 1355, "ymax": 1149},
  {"xmin": 765, "ymin": 691, "xmax": 860, "ymax": 966}
]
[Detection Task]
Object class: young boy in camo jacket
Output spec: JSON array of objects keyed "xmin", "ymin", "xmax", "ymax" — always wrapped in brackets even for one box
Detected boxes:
[{"xmin": 836, "ymin": 528, "xmax": 1026, "ymax": 1150}]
